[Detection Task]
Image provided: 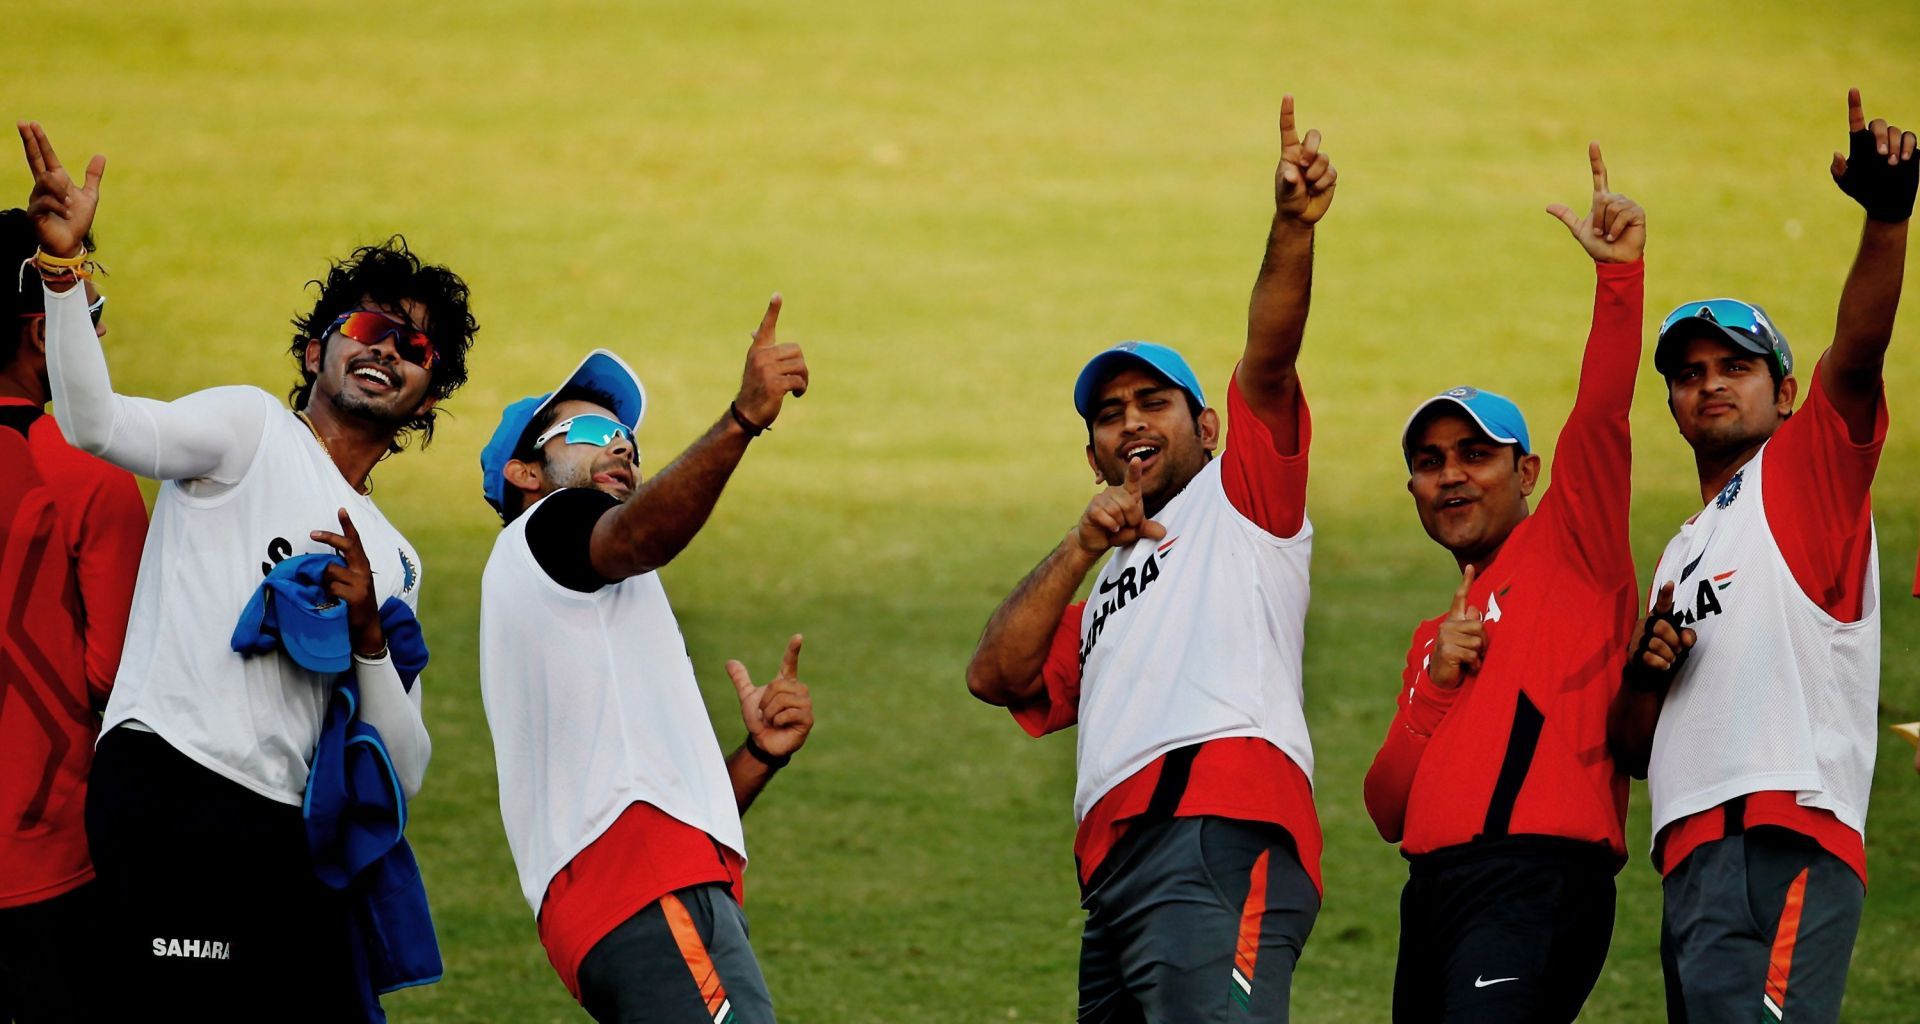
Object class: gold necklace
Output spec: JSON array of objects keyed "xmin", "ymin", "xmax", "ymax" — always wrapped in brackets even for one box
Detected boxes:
[{"xmin": 296, "ymin": 410, "xmax": 371, "ymax": 495}]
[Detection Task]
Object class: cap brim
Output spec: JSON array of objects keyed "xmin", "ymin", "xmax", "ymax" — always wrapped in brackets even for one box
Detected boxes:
[
  {"xmin": 528, "ymin": 349, "xmax": 646, "ymax": 432},
  {"xmin": 1653, "ymin": 319, "xmax": 1776, "ymax": 376},
  {"xmin": 1400, "ymin": 397, "xmax": 1522, "ymax": 465},
  {"xmin": 277, "ymin": 603, "xmax": 353, "ymax": 674}
]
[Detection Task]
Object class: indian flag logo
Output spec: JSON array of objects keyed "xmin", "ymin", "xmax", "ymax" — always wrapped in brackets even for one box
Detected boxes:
[{"xmin": 1713, "ymin": 570, "xmax": 1736, "ymax": 591}]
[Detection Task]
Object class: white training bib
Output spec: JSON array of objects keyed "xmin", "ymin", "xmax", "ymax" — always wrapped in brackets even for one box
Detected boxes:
[
  {"xmin": 1073, "ymin": 457, "xmax": 1314, "ymax": 821},
  {"xmin": 101, "ymin": 388, "xmax": 423, "ymax": 805},
  {"xmin": 1646, "ymin": 444, "xmax": 1880, "ymax": 842},
  {"xmin": 479, "ymin": 492, "xmax": 746, "ymax": 914}
]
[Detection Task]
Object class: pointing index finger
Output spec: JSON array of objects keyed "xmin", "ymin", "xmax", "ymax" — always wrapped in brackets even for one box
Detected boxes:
[
  {"xmin": 1654, "ymin": 580, "xmax": 1676, "ymax": 615},
  {"xmin": 1588, "ymin": 141, "xmax": 1608, "ymax": 196},
  {"xmin": 1279, "ymin": 94, "xmax": 1298, "ymax": 151},
  {"xmin": 1848, "ymin": 87, "xmax": 1866, "ymax": 133},
  {"xmin": 779, "ymin": 633, "xmax": 803, "ymax": 680},
  {"xmin": 751, "ymin": 293, "xmax": 783, "ymax": 348},
  {"xmin": 1124, "ymin": 457, "xmax": 1143, "ymax": 495},
  {"xmin": 1450, "ymin": 564, "xmax": 1477, "ymax": 618}
]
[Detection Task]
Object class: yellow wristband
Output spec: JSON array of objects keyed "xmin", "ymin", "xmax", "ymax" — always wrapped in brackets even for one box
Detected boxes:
[{"xmin": 33, "ymin": 247, "xmax": 89, "ymax": 269}]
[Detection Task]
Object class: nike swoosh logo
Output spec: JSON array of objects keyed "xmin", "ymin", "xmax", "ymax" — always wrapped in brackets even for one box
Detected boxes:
[
  {"xmin": 1474, "ymin": 976, "xmax": 1519, "ymax": 988},
  {"xmin": 1678, "ymin": 551, "xmax": 1705, "ymax": 584}
]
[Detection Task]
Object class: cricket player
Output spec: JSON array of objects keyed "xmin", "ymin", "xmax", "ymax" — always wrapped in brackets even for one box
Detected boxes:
[
  {"xmin": 0, "ymin": 207, "xmax": 145, "ymax": 1024},
  {"xmin": 1610, "ymin": 89, "xmax": 1915, "ymax": 1023},
  {"xmin": 477, "ymin": 303, "xmax": 812, "ymax": 1023},
  {"xmin": 18, "ymin": 121, "xmax": 476, "ymax": 1018},
  {"xmin": 965, "ymin": 97, "xmax": 1334, "ymax": 1023},
  {"xmin": 1362, "ymin": 145, "xmax": 1646, "ymax": 1023}
]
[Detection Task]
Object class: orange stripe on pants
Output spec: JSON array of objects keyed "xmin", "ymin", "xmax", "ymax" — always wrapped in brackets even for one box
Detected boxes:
[
  {"xmin": 1763, "ymin": 868, "xmax": 1810, "ymax": 1012},
  {"xmin": 661, "ymin": 893, "xmax": 729, "ymax": 1017},
  {"xmin": 1234, "ymin": 850, "xmax": 1272, "ymax": 981}
]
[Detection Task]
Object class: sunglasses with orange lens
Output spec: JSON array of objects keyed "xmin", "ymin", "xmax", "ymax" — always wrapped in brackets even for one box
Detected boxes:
[{"xmin": 328, "ymin": 310, "xmax": 437, "ymax": 370}]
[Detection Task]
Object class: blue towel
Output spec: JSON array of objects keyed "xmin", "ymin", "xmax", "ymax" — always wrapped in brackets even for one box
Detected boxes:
[{"xmin": 232, "ymin": 553, "xmax": 443, "ymax": 1022}]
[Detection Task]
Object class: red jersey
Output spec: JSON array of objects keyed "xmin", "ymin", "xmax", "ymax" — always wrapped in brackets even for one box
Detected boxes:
[
  {"xmin": 538, "ymin": 801, "xmax": 745, "ymax": 1000},
  {"xmin": 1008, "ymin": 376, "xmax": 1323, "ymax": 894},
  {"xmin": 0, "ymin": 399, "xmax": 147, "ymax": 907},
  {"xmin": 1363, "ymin": 260, "xmax": 1644, "ymax": 862},
  {"xmin": 1653, "ymin": 364, "xmax": 1884, "ymax": 886}
]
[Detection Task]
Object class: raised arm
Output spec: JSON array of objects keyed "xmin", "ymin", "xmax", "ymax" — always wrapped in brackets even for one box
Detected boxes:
[
  {"xmin": 967, "ymin": 461, "xmax": 1162, "ymax": 706},
  {"xmin": 724, "ymin": 635, "xmax": 814, "ymax": 813},
  {"xmin": 1822, "ymin": 88, "xmax": 1915, "ymax": 440},
  {"xmin": 22, "ymin": 121, "xmax": 264, "ymax": 483},
  {"xmin": 1364, "ymin": 567, "xmax": 1480, "ymax": 841},
  {"xmin": 1239, "ymin": 95, "xmax": 1336, "ymax": 448},
  {"xmin": 586, "ymin": 296, "xmax": 807, "ymax": 580}
]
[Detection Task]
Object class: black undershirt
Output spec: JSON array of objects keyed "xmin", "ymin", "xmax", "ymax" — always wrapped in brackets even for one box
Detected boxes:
[{"xmin": 524, "ymin": 487, "xmax": 622, "ymax": 593}]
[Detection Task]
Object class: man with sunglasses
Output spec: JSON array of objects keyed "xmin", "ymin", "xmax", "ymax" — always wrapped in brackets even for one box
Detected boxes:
[
  {"xmin": 18, "ymin": 121, "xmax": 477, "ymax": 1018},
  {"xmin": 1361, "ymin": 144, "xmax": 1645, "ymax": 1024},
  {"xmin": 0, "ymin": 206, "xmax": 145, "ymax": 1024},
  {"xmin": 476, "ymin": 311, "xmax": 812, "ymax": 1023},
  {"xmin": 1609, "ymin": 89, "xmax": 1915, "ymax": 1023}
]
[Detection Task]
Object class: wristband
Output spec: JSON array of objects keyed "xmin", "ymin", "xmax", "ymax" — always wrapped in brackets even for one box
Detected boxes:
[
  {"xmin": 744, "ymin": 734, "xmax": 790, "ymax": 769},
  {"xmin": 729, "ymin": 401, "xmax": 770, "ymax": 438},
  {"xmin": 1836, "ymin": 128, "xmax": 1919, "ymax": 223},
  {"xmin": 33, "ymin": 247, "xmax": 96, "ymax": 281}
]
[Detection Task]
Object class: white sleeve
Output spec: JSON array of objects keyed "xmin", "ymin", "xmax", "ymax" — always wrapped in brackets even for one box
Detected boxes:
[
  {"xmin": 353, "ymin": 651, "xmax": 431, "ymax": 801},
  {"xmin": 45, "ymin": 283, "xmax": 271, "ymax": 485}
]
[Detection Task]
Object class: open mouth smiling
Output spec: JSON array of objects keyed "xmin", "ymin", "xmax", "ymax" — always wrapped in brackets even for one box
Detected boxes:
[{"xmin": 350, "ymin": 362, "xmax": 399, "ymax": 390}]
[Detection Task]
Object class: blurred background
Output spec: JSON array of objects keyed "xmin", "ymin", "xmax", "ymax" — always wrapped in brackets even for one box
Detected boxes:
[{"xmin": 9, "ymin": 0, "xmax": 1920, "ymax": 1019}]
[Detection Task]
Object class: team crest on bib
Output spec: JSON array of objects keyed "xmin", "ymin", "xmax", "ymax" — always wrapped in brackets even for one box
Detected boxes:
[
  {"xmin": 399, "ymin": 549, "xmax": 418, "ymax": 593},
  {"xmin": 1714, "ymin": 469, "xmax": 1744, "ymax": 509}
]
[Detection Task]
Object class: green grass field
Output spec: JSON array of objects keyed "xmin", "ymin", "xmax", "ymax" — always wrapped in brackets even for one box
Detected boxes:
[{"xmin": 12, "ymin": 0, "xmax": 1920, "ymax": 1018}]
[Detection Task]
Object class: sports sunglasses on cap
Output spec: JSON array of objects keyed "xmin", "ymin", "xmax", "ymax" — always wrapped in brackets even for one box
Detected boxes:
[
  {"xmin": 18, "ymin": 293, "xmax": 106, "ymax": 327},
  {"xmin": 531, "ymin": 413, "xmax": 639, "ymax": 461},
  {"xmin": 1656, "ymin": 298, "xmax": 1793, "ymax": 378},
  {"xmin": 328, "ymin": 310, "xmax": 437, "ymax": 370}
]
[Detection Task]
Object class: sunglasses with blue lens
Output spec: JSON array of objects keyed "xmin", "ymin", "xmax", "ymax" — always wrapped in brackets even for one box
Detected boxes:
[
  {"xmin": 533, "ymin": 413, "xmax": 638, "ymax": 461},
  {"xmin": 1658, "ymin": 298, "xmax": 1793, "ymax": 376}
]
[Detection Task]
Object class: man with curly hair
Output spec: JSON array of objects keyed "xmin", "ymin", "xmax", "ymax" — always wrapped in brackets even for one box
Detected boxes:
[{"xmin": 17, "ymin": 121, "xmax": 478, "ymax": 1019}]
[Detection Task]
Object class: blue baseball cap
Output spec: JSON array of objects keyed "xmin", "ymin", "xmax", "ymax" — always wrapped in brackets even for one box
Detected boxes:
[
  {"xmin": 231, "ymin": 553, "xmax": 353, "ymax": 675},
  {"xmin": 1400, "ymin": 386, "xmax": 1531, "ymax": 469},
  {"xmin": 480, "ymin": 349, "xmax": 646, "ymax": 517},
  {"xmin": 1655, "ymin": 298, "xmax": 1794, "ymax": 380},
  {"xmin": 1073, "ymin": 341, "xmax": 1207, "ymax": 422}
]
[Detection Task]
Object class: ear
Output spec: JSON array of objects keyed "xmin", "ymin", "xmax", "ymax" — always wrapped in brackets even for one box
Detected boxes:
[
  {"xmin": 411, "ymin": 394, "xmax": 440, "ymax": 419},
  {"xmin": 1085, "ymin": 443, "xmax": 1102, "ymax": 484},
  {"xmin": 26, "ymin": 317, "xmax": 47, "ymax": 356},
  {"xmin": 304, "ymin": 337, "xmax": 325, "ymax": 377},
  {"xmin": 502, "ymin": 458, "xmax": 545, "ymax": 499},
  {"xmin": 1516, "ymin": 452, "xmax": 1542, "ymax": 497},
  {"xmin": 1774, "ymin": 374, "xmax": 1798, "ymax": 418},
  {"xmin": 1196, "ymin": 408, "xmax": 1221, "ymax": 452}
]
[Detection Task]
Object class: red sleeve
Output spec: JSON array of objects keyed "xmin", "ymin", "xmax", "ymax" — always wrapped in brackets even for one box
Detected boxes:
[
  {"xmin": 1220, "ymin": 372, "xmax": 1310, "ymax": 539},
  {"xmin": 1362, "ymin": 618, "xmax": 1457, "ymax": 842},
  {"xmin": 1537, "ymin": 259, "xmax": 1643, "ymax": 583},
  {"xmin": 1762, "ymin": 361, "xmax": 1886, "ymax": 621},
  {"xmin": 74, "ymin": 465, "xmax": 146, "ymax": 709},
  {"xmin": 1008, "ymin": 601, "xmax": 1084, "ymax": 737}
]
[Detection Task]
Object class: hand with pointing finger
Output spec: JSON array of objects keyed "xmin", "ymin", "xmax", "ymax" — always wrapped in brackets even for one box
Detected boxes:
[
  {"xmin": 1832, "ymin": 87, "xmax": 1918, "ymax": 223},
  {"xmin": 735, "ymin": 294, "xmax": 809, "ymax": 431},
  {"xmin": 1624, "ymin": 581, "xmax": 1695, "ymax": 695},
  {"xmin": 310, "ymin": 508, "xmax": 386, "ymax": 658},
  {"xmin": 1546, "ymin": 142, "xmax": 1645, "ymax": 264},
  {"xmin": 1428, "ymin": 564, "xmax": 1485, "ymax": 690},
  {"xmin": 1074, "ymin": 459, "xmax": 1167, "ymax": 558},
  {"xmin": 1274, "ymin": 95, "xmax": 1337, "ymax": 225},
  {"xmin": 17, "ymin": 120, "xmax": 105, "ymax": 260},
  {"xmin": 728, "ymin": 634, "xmax": 814, "ymax": 760}
]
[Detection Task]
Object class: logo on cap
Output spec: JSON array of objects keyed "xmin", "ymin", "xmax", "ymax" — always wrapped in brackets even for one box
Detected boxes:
[{"xmin": 1446, "ymin": 387, "xmax": 1478, "ymax": 400}]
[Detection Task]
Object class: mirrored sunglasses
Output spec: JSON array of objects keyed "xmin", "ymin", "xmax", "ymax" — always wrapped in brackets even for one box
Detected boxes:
[
  {"xmin": 329, "ymin": 310, "xmax": 437, "ymax": 370},
  {"xmin": 1659, "ymin": 298, "xmax": 1791, "ymax": 374},
  {"xmin": 533, "ymin": 413, "xmax": 638, "ymax": 460}
]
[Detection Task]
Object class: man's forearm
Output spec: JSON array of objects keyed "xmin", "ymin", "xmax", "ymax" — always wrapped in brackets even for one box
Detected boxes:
[
  {"xmin": 1830, "ymin": 219, "xmax": 1909, "ymax": 381},
  {"xmin": 965, "ymin": 535, "xmax": 1097, "ymax": 706},
  {"xmin": 1606, "ymin": 686, "xmax": 1662, "ymax": 781},
  {"xmin": 1243, "ymin": 218, "xmax": 1315, "ymax": 389},
  {"xmin": 590, "ymin": 413, "xmax": 754, "ymax": 579},
  {"xmin": 727, "ymin": 744, "xmax": 778, "ymax": 813}
]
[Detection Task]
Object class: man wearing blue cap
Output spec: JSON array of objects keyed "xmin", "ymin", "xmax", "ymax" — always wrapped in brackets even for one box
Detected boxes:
[
  {"xmin": 1362, "ymin": 143, "xmax": 1645, "ymax": 1023},
  {"xmin": 966, "ymin": 97, "xmax": 1334, "ymax": 1023},
  {"xmin": 476, "ymin": 298, "xmax": 814, "ymax": 1023},
  {"xmin": 19, "ymin": 122, "xmax": 476, "ymax": 1019},
  {"xmin": 1611, "ymin": 89, "xmax": 1915, "ymax": 1023}
]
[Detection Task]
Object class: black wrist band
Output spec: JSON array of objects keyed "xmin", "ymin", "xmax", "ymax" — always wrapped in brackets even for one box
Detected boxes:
[
  {"xmin": 744, "ymin": 735, "xmax": 790, "ymax": 769},
  {"xmin": 729, "ymin": 402, "xmax": 769, "ymax": 438}
]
